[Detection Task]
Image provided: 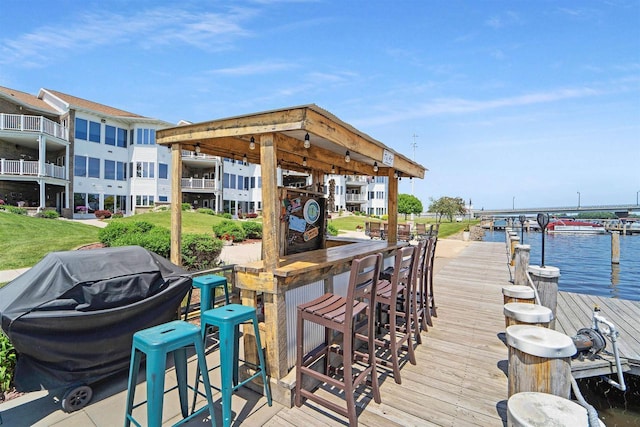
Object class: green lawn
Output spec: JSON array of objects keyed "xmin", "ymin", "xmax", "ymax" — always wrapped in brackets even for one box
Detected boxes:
[
  {"xmin": 111, "ymin": 210, "xmax": 230, "ymax": 234},
  {"xmin": 329, "ymin": 215, "xmax": 479, "ymax": 238},
  {"xmin": 0, "ymin": 213, "xmax": 100, "ymax": 269}
]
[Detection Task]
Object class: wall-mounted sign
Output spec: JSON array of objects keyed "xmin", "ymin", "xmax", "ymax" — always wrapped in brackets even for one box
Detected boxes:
[
  {"xmin": 382, "ymin": 149, "xmax": 394, "ymax": 166},
  {"xmin": 303, "ymin": 199, "xmax": 320, "ymax": 224}
]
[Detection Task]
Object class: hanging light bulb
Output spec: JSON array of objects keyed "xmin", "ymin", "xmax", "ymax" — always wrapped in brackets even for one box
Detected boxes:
[
  {"xmin": 394, "ymin": 170, "xmax": 399, "ymax": 179},
  {"xmin": 345, "ymin": 150, "xmax": 350, "ymax": 163},
  {"xmin": 373, "ymin": 161, "xmax": 379, "ymax": 172},
  {"xmin": 242, "ymin": 153, "xmax": 248, "ymax": 165},
  {"xmin": 302, "ymin": 156, "xmax": 307, "ymax": 167},
  {"xmin": 277, "ymin": 159, "xmax": 282, "ymax": 169},
  {"xmin": 331, "ymin": 165, "xmax": 336, "ymax": 174},
  {"xmin": 249, "ymin": 136, "xmax": 255, "ymax": 150},
  {"xmin": 195, "ymin": 143, "xmax": 201, "ymax": 154},
  {"xmin": 304, "ymin": 133, "xmax": 310, "ymax": 149}
]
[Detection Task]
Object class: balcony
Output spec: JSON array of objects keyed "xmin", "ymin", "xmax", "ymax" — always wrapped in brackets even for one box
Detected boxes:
[
  {"xmin": 345, "ymin": 193, "xmax": 367, "ymax": 203},
  {"xmin": 181, "ymin": 150, "xmax": 220, "ymax": 161},
  {"xmin": 0, "ymin": 159, "xmax": 67, "ymax": 180},
  {"xmin": 181, "ymin": 177, "xmax": 219, "ymax": 191},
  {"xmin": 0, "ymin": 113, "xmax": 69, "ymax": 141},
  {"xmin": 345, "ymin": 175, "xmax": 370, "ymax": 186}
]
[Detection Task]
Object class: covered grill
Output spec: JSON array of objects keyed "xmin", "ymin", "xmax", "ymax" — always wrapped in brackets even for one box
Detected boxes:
[{"xmin": 0, "ymin": 246, "xmax": 192, "ymax": 397}]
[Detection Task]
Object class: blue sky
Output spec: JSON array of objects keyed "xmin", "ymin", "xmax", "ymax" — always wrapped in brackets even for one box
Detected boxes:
[{"xmin": 1, "ymin": 0, "xmax": 638, "ymax": 210}]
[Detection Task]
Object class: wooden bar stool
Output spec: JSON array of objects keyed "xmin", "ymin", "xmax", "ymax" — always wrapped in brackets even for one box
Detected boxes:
[
  {"xmin": 196, "ymin": 304, "xmax": 272, "ymax": 427},
  {"xmin": 295, "ymin": 253, "xmax": 382, "ymax": 427},
  {"xmin": 372, "ymin": 245, "xmax": 417, "ymax": 384},
  {"xmin": 124, "ymin": 320, "xmax": 216, "ymax": 427}
]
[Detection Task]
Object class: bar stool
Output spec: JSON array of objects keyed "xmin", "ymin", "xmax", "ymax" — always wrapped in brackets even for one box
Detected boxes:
[
  {"xmin": 197, "ymin": 304, "xmax": 272, "ymax": 427},
  {"xmin": 296, "ymin": 253, "xmax": 382, "ymax": 427},
  {"xmin": 124, "ymin": 320, "xmax": 216, "ymax": 427},
  {"xmin": 194, "ymin": 274, "xmax": 230, "ymax": 314}
]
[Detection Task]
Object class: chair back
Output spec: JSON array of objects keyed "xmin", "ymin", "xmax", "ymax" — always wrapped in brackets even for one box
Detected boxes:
[
  {"xmin": 368, "ymin": 222, "xmax": 382, "ymax": 239},
  {"xmin": 346, "ymin": 253, "xmax": 382, "ymax": 317},
  {"xmin": 391, "ymin": 246, "xmax": 416, "ymax": 297},
  {"xmin": 398, "ymin": 224, "xmax": 411, "ymax": 241}
]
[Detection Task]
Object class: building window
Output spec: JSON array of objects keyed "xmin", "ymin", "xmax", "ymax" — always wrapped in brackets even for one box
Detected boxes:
[
  {"xmin": 88, "ymin": 157, "xmax": 100, "ymax": 178},
  {"xmin": 74, "ymin": 155, "xmax": 87, "ymax": 177},
  {"xmin": 117, "ymin": 161, "xmax": 126, "ymax": 181},
  {"xmin": 223, "ymin": 173, "xmax": 230, "ymax": 189},
  {"xmin": 258, "ymin": 177, "xmax": 262, "ymax": 188},
  {"xmin": 250, "ymin": 177, "xmax": 256, "ymax": 189},
  {"xmin": 136, "ymin": 128, "xmax": 156, "ymax": 145},
  {"xmin": 117, "ymin": 128, "xmax": 127, "ymax": 147},
  {"xmin": 75, "ymin": 118, "xmax": 87, "ymax": 140},
  {"xmin": 88, "ymin": 193, "xmax": 99, "ymax": 212},
  {"xmin": 229, "ymin": 174, "xmax": 236, "ymax": 189},
  {"xmin": 135, "ymin": 161, "xmax": 155, "ymax": 178},
  {"xmin": 89, "ymin": 121, "xmax": 101, "ymax": 143},
  {"xmin": 159, "ymin": 195, "xmax": 168, "ymax": 202},
  {"xmin": 105, "ymin": 160, "xmax": 115, "ymax": 180},
  {"xmin": 105, "ymin": 125, "xmax": 116, "ymax": 146},
  {"xmin": 159, "ymin": 163, "xmax": 168, "ymax": 179},
  {"xmin": 135, "ymin": 195, "xmax": 155, "ymax": 206},
  {"xmin": 376, "ymin": 191, "xmax": 384, "ymax": 199},
  {"xmin": 244, "ymin": 176, "xmax": 250, "ymax": 190}
]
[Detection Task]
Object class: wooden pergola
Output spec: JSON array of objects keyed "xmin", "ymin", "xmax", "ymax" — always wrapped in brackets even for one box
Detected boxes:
[{"xmin": 156, "ymin": 104, "xmax": 427, "ymax": 269}]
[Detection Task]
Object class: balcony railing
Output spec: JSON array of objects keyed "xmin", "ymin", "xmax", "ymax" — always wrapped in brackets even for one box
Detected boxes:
[
  {"xmin": 345, "ymin": 194, "xmax": 368, "ymax": 202},
  {"xmin": 0, "ymin": 159, "xmax": 67, "ymax": 179},
  {"xmin": 181, "ymin": 177, "xmax": 219, "ymax": 191},
  {"xmin": 0, "ymin": 113, "xmax": 69, "ymax": 141},
  {"xmin": 181, "ymin": 150, "xmax": 220, "ymax": 161},
  {"xmin": 345, "ymin": 175, "xmax": 370, "ymax": 185}
]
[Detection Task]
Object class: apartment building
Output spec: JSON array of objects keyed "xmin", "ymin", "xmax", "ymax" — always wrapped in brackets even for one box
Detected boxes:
[{"xmin": 0, "ymin": 86, "xmax": 388, "ymax": 218}]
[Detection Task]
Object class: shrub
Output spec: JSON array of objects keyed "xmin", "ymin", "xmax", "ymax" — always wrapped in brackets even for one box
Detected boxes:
[
  {"xmin": 181, "ymin": 203, "xmax": 192, "ymax": 211},
  {"xmin": 5, "ymin": 206, "xmax": 27, "ymax": 215},
  {"xmin": 109, "ymin": 227, "xmax": 171, "ymax": 258},
  {"xmin": 327, "ymin": 223, "xmax": 338, "ymax": 236},
  {"xmin": 242, "ymin": 221, "xmax": 263, "ymax": 239},
  {"xmin": 112, "ymin": 211, "xmax": 124, "ymax": 218},
  {"xmin": 37, "ymin": 210, "xmax": 60, "ymax": 219},
  {"xmin": 0, "ymin": 331, "xmax": 16, "ymax": 393},
  {"xmin": 181, "ymin": 234, "xmax": 223, "ymax": 271},
  {"xmin": 197, "ymin": 208, "xmax": 215, "ymax": 216},
  {"xmin": 381, "ymin": 214, "xmax": 388, "ymax": 221},
  {"xmin": 94, "ymin": 209, "xmax": 112, "ymax": 219},
  {"xmin": 99, "ymin": 221, "xmax": 157, "ymax": 246},
  {"xmin": 221, "ymin": 213, "xmax": 232, "ymax": 219},
  {"xmin": 213, "ymin": 220, "xmax": 246, "ymax": 242}
]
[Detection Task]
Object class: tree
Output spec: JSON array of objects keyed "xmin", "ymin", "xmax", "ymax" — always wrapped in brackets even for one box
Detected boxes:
[
  {"xmin": 428, "ymin": 196, "xmax": 466, "ymax": 223},
  {"xmin": 398, "ymin": 194, "xmax": 423, "ymax": 220}
]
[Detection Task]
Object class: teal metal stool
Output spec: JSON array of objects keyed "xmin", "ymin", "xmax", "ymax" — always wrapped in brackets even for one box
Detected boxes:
[
  {"xmin": 124, "ymin": 320, "xmax": 216, "ymax": 427},
  {"xmin": 197, "ymin": 304, "xmax": 272, "ymax": 427},
  {"xmin": 193, "ymin": 275, "xmax": 230, "ymax": 315}
]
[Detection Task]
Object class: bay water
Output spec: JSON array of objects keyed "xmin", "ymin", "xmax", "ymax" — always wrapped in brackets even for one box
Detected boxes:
[{"xmin": 483, "ymin": 230, "xmax": 640, "ymax": 424}]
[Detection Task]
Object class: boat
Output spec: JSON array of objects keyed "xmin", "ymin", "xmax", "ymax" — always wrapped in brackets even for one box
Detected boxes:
[{"xmin": 546, "ymin": 219, "xmax": 606, "ymax": 234}]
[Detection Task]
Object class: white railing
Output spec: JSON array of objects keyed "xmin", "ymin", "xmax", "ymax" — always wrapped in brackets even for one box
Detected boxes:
[
  {"xmin": 345, "ymin": 175, "xmax": 370, "ymax": 185},
  {"xmin": 181, "ymin": 150, "xmax": 220, "ymax": 161},
  {"xmin": 345, "ymin": 194, "xmax": 367, "ymax": 202},
  {"xmin": 0, "ymin": 159, "xmax": 67, "ymax": 179},
  {"xmin": 181, "ymin": 177, "xmax": 219, "ymax": 191},
  {"xmin": 0, "ymin": 113, "xmax": 69, "ymax": 140}
]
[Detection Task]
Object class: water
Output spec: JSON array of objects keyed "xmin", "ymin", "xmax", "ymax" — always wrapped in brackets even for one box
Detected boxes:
[
  {"xmin": 483, "ymin": 230, "xmax": 640, "ymax": 424},
  {"xmin": 483, "ymin": 230, "xmax": 640, "ymax": 301}
]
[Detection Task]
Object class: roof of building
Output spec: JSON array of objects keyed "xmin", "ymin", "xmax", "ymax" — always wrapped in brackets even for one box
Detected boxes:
[
  {"xmin": 0, "ymin": 85, "xmax": 59, "ymax": 114},
  {"xmin": 41, "ymin": 89, "xmax": 147, "ymax": 118}
]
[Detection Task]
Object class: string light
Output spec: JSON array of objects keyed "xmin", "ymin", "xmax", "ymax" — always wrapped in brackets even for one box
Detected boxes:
[
  {"xmin": 249, "ymin": 136, "xmax": 255, "ymax": 150},
  {"xmin": 242, "ymin": 153, "xmax": 248, "ymax": 165},
  {"xmin": 195, "ymin": 143, "xmax": 201, "ymax": 154},
  {"xmin": 331, "ymin": 165, "xmax": 336, "ymax": 174},
  {"xmin": 304, "ymin": 133, "xmax": 310, "ymax": 149},
  {"xmin": 302, "ymin": 156, "xmax": 307, "ymax": 167},
  {"xmin": 345, "ymin": 150, "xmax": 351, "ymax": 163},
  {"xmin": 373, "ymin": 161, "xmax": 378, "ymax": 172}
]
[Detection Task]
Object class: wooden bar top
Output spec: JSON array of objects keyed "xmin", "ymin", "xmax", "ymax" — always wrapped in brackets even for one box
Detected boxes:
[{"xmin": 235, "ymin": 238, "xmax": 405, "ymax": 278}]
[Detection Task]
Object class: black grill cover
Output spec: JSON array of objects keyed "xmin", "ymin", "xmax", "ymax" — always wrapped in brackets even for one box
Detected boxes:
[{"xmin": 0, "ymin": 246, "xmax": 192, "ymax": 391}]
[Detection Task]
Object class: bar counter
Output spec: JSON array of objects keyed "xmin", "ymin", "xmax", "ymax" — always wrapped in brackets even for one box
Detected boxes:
[{"xmin": 234, "ymin": 237, "xmax": 406, "ymax": 406}]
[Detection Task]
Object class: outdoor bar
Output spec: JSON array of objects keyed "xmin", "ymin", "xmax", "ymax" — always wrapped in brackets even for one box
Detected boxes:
[{"xmin": 156, "ymin": 105, "xmax": 427, "ymax": 405}]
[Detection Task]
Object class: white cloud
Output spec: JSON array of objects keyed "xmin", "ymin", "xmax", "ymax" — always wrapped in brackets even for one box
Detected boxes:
[{"xmin": 208, "ymin": 61, "xmax": 297, "ymax": 76}]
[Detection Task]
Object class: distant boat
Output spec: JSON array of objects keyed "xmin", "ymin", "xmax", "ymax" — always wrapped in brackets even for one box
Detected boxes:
[{"xmin": 547, "ymin": 219, "xmax": 606, "ymax": 234}]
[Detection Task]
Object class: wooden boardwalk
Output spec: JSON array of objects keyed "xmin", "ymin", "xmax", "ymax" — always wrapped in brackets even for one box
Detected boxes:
[
  {"xmin": 555, "ymin": 291, "xmax": 640, "ymax": 378},
  {"xmin": 265, "ymin": 241, "xmax": 512, "ymax": 426}
]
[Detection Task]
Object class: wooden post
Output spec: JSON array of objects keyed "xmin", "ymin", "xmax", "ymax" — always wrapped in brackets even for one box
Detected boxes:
[
  {"xmin": 611, "ymin": 231, "xmax": 620, "ymax": 264},
  {"xmin": 170, "ymin": 143, "xmax": 182, "ymax": 266},
  {"xmin": 510, "ymin": 236, "xmax": 520, "ymax": 266},
  {"xmin": 260, "ymin": 133, "xmax": 280, "ymax": 270},
  {"xmin": 514, "ymin": 244, "xmax": 530, "ymax": 286},
  {"xmin": 387, "ymin": 168, "xmax": 398, "ymax": 243},
  {"xmin": 528, "ymin": 265, "xmax": 560, "ymax": 330},
  {"xmin": 506, "ymin": 325, "xmax": 576, "ymax": 399}
]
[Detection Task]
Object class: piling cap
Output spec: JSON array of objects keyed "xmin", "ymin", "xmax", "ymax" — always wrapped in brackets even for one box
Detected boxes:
[
  {"xmin": 504, "ymin": 302, "xmax": 554, "ymax": 324},
  {"xmin": 502, "ymin": 285, "xmax": 535, "ymax": 299},
  {"xmin": 508, "ymin": 392, "xmax": 605, "ymax": 427},
  {"xmin": 506, "ymin": 325, "xmax": 576, "ymax": 358},
  {"xmin": 528, "ymin": 265, "xmax": 560, "ymax": 278}
]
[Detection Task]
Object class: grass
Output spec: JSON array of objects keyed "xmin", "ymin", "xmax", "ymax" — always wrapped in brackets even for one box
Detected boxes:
[
  {"xmin": 328, "ymin": 215, "xmax": 479, "ymax": 238},
  {"xmin": 0, "ymin": 213, "xmax": 101, "ymax": 269},
  {"xmin": 111, "ymin": 210, "xmax": 229, "ymax": 234}
]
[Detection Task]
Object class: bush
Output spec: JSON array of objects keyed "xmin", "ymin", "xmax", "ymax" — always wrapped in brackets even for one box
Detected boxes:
[
  {"xmin": 99, "ymin": 221, "xmax": 157, "ymax": 246},
  {"xmin": 36, "ymin": 209, "xmax": 60, "ymax": 219},
  {"xmin": 181, "ymin": 203, "xmax": 192, "ymax": 211},
  {"xmin": 0, "ymin": 331, "xmax": 16, "ymax": 393},
  {"xmin": 327, "ymin": 223, "xmax": 338, "ymax": 236},
  {"xmin": 181, "ymin": 234, "xmax": 223, "ymax": 271},
  {"xmin": 221, "ymin": 213, "xmax": 232, "ymax": 219},
  {"xmin": 242, "ymin": 221, "xmax": 263, "ymax": 239},
  {"xmin": 381, "ymin": 214, "xmax": 388, "ymax": 221},
  {"xmin": 4, "ymin": 206, "xmax": 27, "ymax": 215},
  {"xmin": 197, "ymin": 208, "xmax": 215, "ymax": 216},
  {"xmin": 112, "ymin": 211, "xmax": 124, "ymax": 218},
  {"xmin": 94, "ymin": 209, "xmax": 112, "ymax": 219},
  {"xmin": 213, "ymin": 220, "xmax": 246, "ymax": 242}
]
